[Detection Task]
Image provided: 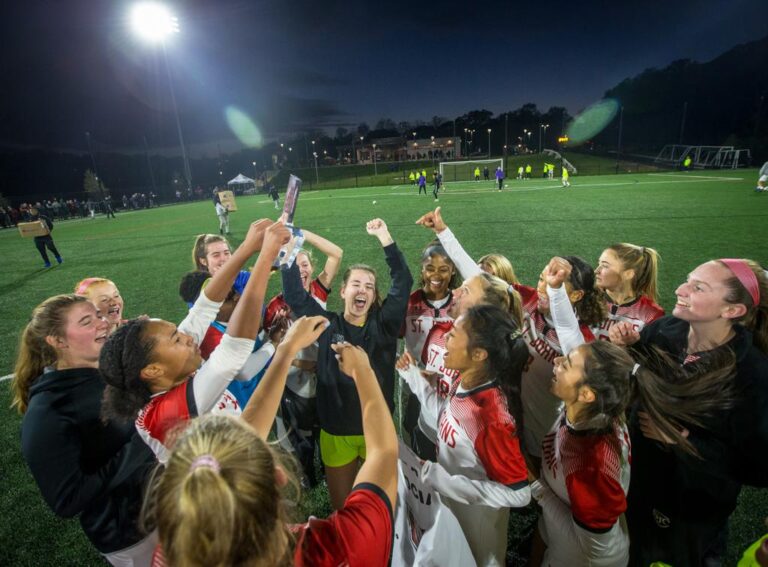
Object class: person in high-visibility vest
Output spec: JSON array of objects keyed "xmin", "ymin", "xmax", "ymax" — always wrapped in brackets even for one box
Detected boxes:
[
  {"xmin": 525, "ymin": 164, "xmax": 532, "ymax": 179},
  {"xmin": 409, "ymin": 171, "xmax": 416, "ymax": 185},
  {"xmin": 517, "ymin": 166, "xmax": 524, "ymax": 180},
  {"xmin": 543, "ymin": 164, "xmax": 548, "ymax": 178},
  {"xmin": 683, "ymin": 156, "xmax": 692, "ymax": 170},
  {"xmin": 474, "ymin": 167, "xmax": 481, "ymax": 181},
  {"xmin": 547, "ymin": 163, "xmax": 555, "ymax": 179},
  {"xmin": 561, "ymin": 166, "xmax": 570, "ymax": 187}
]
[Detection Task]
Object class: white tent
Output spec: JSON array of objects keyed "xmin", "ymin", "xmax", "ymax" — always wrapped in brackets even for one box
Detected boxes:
[{"xmin": 227, "ymin": 173, "xmax": 255, "ymax": 186}]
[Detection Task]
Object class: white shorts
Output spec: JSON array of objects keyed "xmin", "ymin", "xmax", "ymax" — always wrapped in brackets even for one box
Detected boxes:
[{"xmin": 759, "ymin": 174, "xmax": 768, "ymax": 183}]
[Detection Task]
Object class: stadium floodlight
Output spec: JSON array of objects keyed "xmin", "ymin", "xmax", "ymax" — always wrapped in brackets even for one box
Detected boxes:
[
  {"xmin": 487, "ymin": 128, "xmax": 492, "ymax": 158},
  {"xmin": 372, "ymin": 143, "xmax": 378, "ymax": 176},
  {"xmin": 130, "ymin": 2, "xmax": 179, "ymax": 43}
]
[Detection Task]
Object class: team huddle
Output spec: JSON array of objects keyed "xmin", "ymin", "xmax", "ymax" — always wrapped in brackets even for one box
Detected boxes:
[{"xmin": 11, "ymin": 205, "xmax": 768, "ymax": 567}]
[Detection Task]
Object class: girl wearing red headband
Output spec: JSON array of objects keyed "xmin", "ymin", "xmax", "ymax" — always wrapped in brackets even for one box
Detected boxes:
[{"xmin": 610, "ymin": 258, "xmax": 768, "ymax": 566}]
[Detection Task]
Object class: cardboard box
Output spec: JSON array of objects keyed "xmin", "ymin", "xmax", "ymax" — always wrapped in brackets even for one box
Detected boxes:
[
  {"xmin": 217, "ymin": 190, "xmax": 237, "ymax": 211},
  {"xmin": 18, "ymin": 221, "xmax": 50, "ymax": 238}
]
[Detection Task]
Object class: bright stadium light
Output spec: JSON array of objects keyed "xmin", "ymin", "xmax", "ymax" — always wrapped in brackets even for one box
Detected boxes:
[{"xmin": 131, "ymin": 2, "xmax": 179, "ymax": 43}]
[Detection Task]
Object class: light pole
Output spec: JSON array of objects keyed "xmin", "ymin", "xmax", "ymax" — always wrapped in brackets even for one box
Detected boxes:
[
  {"xmin": 130, "ymin": 3, "xmax": 192, "ymax": 190},
  {"xmin": 487, "ymin": 128, "xmax": 492, "ymax": 158},
  {"xmin": 538, "ymin": 123, "xmax": 549, "ymax": 153},
  {"xmin": 312, "ymin": 152, "xmax": 319, "ymax": 183},
  {"xmin": 252, "ymin": 161, "xmax": 257, "ymax": 179},
  {"xmin": 359, "ymin": 136, "xmax": 364, "ymax": 163},
  {"xmin": 372, "ymin": 144, "xmax": 377, "ymax": 176}
]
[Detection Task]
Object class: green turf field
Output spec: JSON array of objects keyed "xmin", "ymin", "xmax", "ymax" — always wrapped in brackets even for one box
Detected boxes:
[{"xmin": 1, "ymin": 169, "xmax": 766, "ymax": 565}]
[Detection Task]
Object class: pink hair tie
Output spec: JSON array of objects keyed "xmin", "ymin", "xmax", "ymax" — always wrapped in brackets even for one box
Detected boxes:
[
  {"xmin": 189, "ymin": 454, "xmax": 221, "ymax": 474},
  {"xmin": 720, "ymin": 259, "xmax": 760, "ymax": 306},
  {"xmin": 75, "ymin": 277, "xmax": 101, "ymax": 295}
]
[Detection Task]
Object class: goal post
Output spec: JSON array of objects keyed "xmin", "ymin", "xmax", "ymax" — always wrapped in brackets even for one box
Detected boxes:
[{"xmin": 439, "ymin": 159, "xmax": 504, "ymax": 182}]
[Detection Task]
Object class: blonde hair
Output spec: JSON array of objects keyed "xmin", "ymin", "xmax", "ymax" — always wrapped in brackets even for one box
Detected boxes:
[
  {"xmin": 145, "ymin": 416, "xmax": 294, "ymax": 567},
  {"xmin": 477, "ymin": 272, "xmax": 524, "ymax": 329},
  {"xmin": 478, "ymin": 254, "xmax": 519, "ymax": 285},
  {"xmin": 718, "ymin": 259, "xmax": 768, "ymax": 355},
  {"xmin": 12, "ymin": 295, "xmax": 88, "ymax": 414},
  {"xmin": 606, "ymin": 243, "xmax": 661, "ymax": 303},
  {"xmin": 73, "ymin": 277, "xmax": 112, "ymax": 297},
  {"xmin": 192, "ymin": 234, "xmax": 230, "ymax": 271}
]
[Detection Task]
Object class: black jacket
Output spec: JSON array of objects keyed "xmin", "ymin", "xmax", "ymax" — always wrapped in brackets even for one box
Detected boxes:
[
  {"xmin": 282, "ymin": 242, "xmax": 413, "ymax": 435},
  {"xmin": 626, "ymin": 316, "xmax": 768, "ymax": 564},
  {"xmin": 21, "ymin": 368, "xmax": 156, "ymax": 553}
]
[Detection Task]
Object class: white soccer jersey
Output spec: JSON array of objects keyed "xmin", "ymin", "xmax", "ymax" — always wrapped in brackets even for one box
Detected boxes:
[
  {"xmin": 533, "ymin": 411, "xmax": 631, "ymax": 566},
  {"xmin": 591, "ymin": 294, "xmax": 665, "ymax": 342},
  {"xmin": 402, "ymin": 289, "xmax": 453, "ymax": 358},
  {"xmin": 400, "ymin": 365, "xmax": 530, "ymax": 566},
  {"xmin": 516, "ymin": 284, "xmax": 595, "ymax": 458}
]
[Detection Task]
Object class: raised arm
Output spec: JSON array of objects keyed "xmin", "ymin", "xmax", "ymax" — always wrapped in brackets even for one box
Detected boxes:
[
  {"xmin": 226, "ymin": 222, "xmax": 290, "ymax": 339},
  {"xmin": 303, "ymin": 229, "xmax": 344, "ymax": 289},
  {"xmin": 282, "ymin": 262, "xmax": 331, "ymax": 318},
  {"xmin": 241, "ymin": 316, "xmax": 329, "ymax": 439},
  {"xmin": 544, "ymin": 257, "xmax": 586, "ymax": 354},
  {"xmin": 333, "ymin": 342, "xmax": 399, "ymax": 508},
  {"xmin": 366, "ymin": 219, "xmax": 414, "ymax": 330},
  {"xmin": 416, "ymin": 207, "xmax": 481, "ymax": 280}
]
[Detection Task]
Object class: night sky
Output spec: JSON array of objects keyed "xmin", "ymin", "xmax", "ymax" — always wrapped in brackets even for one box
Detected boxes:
[{"xmin": 1, "ymin": 0, "xmax": 766, "ymax": 156}]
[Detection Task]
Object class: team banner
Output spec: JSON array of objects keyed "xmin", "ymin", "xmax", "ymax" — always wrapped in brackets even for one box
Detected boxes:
[
  {"xmin": 392, "ymin": 441, "xmax": 476, "ymax": 567},
  {"xmin": 274, "ymin": 174, "xmax": 304, "ymax": 269}
]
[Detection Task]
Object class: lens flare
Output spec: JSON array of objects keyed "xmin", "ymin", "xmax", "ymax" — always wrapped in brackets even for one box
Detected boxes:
[
  {"xmin": 225, "ymin": 106, "xmax": 263, "ymax": 148},
  {"xmin": 565, "ymin": 99, "xmax": 620, "ymax": 145}
]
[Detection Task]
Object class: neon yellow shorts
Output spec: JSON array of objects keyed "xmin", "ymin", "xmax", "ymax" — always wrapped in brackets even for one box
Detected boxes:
[{"xmin": 319, "ymin": 429, "xmax": 367, "ymax": 467}]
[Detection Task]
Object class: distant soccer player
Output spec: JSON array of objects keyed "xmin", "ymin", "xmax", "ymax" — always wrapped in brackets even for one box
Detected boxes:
[
  {"xmin": 474, "ymin": 166, "xmax": 481, "ymax": 181},
  {"xmin": 517, "ymin": 165, "xmax": 524, "ymax": 180},
  {"xmin": 418, "ymin": 172, "xmax": 427, "ymax": 195},
  {"xmin": 756, "ymin": 161, "xmax": 768, "ymax": 192},
  {"xmin": 483, "ymin": 166, "xmax": 489, "ymax": 181},
  {"xmin": 525, "ymin": 164, "xmax": 532, "ymax": 179},
  {"xmin": 495, "ymin": 166, "xmax": 504, "ymax": 191},
  {"xmin": 562, "ymin": 165, "xmax": 570, "ymax": 187}
]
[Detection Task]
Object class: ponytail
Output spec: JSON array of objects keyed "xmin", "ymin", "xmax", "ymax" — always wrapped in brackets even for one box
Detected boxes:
[
  {"xmin": 580, "ymin": 341, "xmax": 735, "ymax": 457},
  {"xmin": 631, "ymin": 347, "xmax": 736, "ymax": 457},
  {"xmin": 564, "ymin": 256, "xmax": 607, "ymax": 327},
  {"xmin": 12, "ymin": 295, "xmax": 88, "ymax": 414},
  {"xmin": 146, "ymin": 416, "xmax": 294, "ymax": 567},
  {"xmin": 608, "ymin": 243, "xmax": 661, "ymax": 303}
]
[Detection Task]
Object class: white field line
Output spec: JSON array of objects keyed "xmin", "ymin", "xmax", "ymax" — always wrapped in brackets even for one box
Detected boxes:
[
  {"xmin": 286, "ymin": 175, "xmax": 740, "ymax": 203},
  {"xmin": 0, "ymin": 373, "xmax": 13, "ymax": 382},
  {"xmin": 647, "ymin": 173, "xmax": 744, "ymax": 181}
]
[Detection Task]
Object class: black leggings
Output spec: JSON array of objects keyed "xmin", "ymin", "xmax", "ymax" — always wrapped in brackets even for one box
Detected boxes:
[{"xmin": 34, "ymin": 236, "xmax": 60, "ymax": 264}]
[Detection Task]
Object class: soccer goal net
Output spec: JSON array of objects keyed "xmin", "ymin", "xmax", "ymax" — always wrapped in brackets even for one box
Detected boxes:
[{"xmin": 439, "ymin": 159, "xmax": 504, "ymax": 182}]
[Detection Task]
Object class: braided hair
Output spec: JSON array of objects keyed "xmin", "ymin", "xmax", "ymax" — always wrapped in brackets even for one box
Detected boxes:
[{"xmin": 99, "ymin": 319, "xmax": 155, "ymax": 423}]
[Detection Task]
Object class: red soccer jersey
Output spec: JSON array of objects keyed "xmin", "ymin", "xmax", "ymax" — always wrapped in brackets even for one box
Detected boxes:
[
  {"xmin": 151, "ymin": 484, "xmax": 392, "ymax": 567},
  {"xmin": 264, "ymin": 278, "xmax": 329, "ymax": 330},
  {"xmin": 199, "ymin": 323, "xmax": 225, "ymax": 360},
  {"xmin": 292, "ymin": 484, "xmax": 393, "ymax": 567},
  {"xmin": 591, "ymin": 295, "xmax": 665, "ymax": 342}
]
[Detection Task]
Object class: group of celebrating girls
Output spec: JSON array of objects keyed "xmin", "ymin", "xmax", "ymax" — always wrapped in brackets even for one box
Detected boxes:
[{"xmin": 11, "ymin": 205, "xmax": 768, "ymax": 567}]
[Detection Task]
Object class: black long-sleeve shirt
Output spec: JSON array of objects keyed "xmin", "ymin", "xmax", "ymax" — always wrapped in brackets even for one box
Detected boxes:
[
  {"xmin": 21, "ymin": 368, "xmax": 156, "ymax": 553},
  {"xmin": 282, "ymin": 242, "xmax": 413, "ymax": 435}
]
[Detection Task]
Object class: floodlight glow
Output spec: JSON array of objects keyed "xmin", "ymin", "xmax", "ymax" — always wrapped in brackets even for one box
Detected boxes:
[{"xmin": 131, "ymin": 2, "xmax": 179, "ymax": 43}]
